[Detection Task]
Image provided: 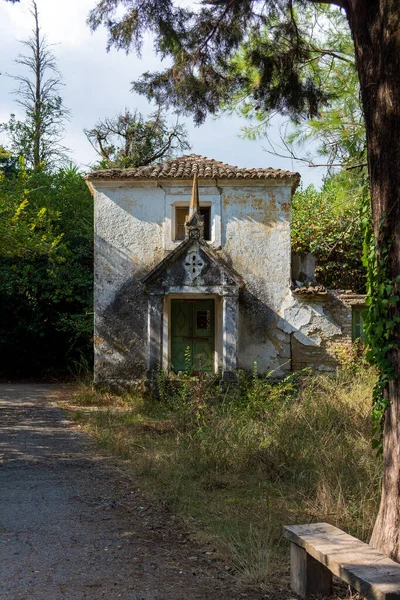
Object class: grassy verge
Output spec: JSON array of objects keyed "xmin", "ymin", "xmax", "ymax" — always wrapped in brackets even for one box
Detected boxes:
[{"xmin": 64, "ymin": 365, "xmax": 380, "ymax": 590}]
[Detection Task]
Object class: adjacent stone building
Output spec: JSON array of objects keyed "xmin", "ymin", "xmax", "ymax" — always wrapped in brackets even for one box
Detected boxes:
[{"xmin": 86, "ymin": 154, "xmax": 365, "ymax": 386}]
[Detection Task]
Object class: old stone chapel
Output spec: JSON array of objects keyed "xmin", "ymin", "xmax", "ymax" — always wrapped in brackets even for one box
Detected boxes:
[{"xmin": 86, "ymin": 154, "xmax": 365, "ymax": 387}]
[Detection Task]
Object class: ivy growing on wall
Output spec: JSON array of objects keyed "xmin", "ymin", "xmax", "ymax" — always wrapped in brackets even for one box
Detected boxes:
[{"xmin": 362, "ymin": 202, "xmax": 400, "ymax": 444}]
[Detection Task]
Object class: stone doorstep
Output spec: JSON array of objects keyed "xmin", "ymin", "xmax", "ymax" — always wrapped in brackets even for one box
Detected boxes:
[{"xmin": 284, "ymin": 523, "xmax": 400, "ymax": 600}]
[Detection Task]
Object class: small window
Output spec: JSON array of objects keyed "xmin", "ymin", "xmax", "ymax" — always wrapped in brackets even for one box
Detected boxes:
[
  {"xmin": 352, "ymin": 306, "xmax": 365, "ymax": 342},
  {"xmin": 197, "ymin": 310, "xmax": 210, "ymax": 330},
  {"xmin": 175, "ymin": 207, "xmax": 188, "ymax": 241},
  {"xmin": 174, "ymin": 206, "xmax": 211, "ymax": 241},
  {"xmin": 200, "ymin": 207, "xmax": 211, "ymax": 241}
]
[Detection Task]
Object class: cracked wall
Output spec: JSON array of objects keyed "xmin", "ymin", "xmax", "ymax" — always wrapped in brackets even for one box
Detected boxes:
[
  {"xmin": 278, "ymin": 291, "xmax": 359, "ymax": 371},
  {"xmin": 92, "ymin": 177, "xmax": 364, "ymax": 383},
  {"xmin": 221, "ymin": 183, "xmax": 293, "ymax": 374},
  {"xmin": 92, "ymin": 179, "xmax": 295, "ymax": 382}
]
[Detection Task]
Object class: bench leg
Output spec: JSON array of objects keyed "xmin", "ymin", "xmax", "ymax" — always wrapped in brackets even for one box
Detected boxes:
[{"xmin": 290, "ymin": 542, "xmax": 333, "ymax": 598}]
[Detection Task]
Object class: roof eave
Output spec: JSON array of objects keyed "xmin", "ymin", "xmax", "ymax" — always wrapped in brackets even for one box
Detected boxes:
[{"xmin": 85, "ymin": 173, "xmax": 300, "ymax": 186}]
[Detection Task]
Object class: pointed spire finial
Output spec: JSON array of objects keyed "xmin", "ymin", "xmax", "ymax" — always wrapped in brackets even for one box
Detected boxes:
[
  {"xmin": 189, "ymin": 172, "xmax": 200, "ymax": 217},
  {"xmin": 185, "ymin": 172, "xmax": 204, "ymax": 240}
]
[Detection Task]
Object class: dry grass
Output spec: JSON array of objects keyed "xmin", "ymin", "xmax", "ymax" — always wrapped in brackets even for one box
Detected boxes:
[{"xmin": 67, "ymin": 367, "xmax": 381, "ymax": 590}]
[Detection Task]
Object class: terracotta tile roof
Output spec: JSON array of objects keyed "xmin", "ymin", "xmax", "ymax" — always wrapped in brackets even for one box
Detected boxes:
[
  {"xmin": 292, "ymin": 284, "xmax": 328, "ymax": 296},
  {"xmin": 86, "ymin": 154, "xmax": 300, "ymax": 187}
]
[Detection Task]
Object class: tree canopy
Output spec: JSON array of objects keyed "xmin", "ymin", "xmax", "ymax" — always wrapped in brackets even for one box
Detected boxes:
[
  {"xmin": 85, "ymin": 108, "xmax": 190, "ymax": 169},
  {"xmin": 224, "ymin": 5, "xmax": 365, "ymax": 171},
  {"xmin": 0, "ymin": 1, "xmax": 91, "ymax": 377},
  {"xmin": 292, "ymin": 174, "xmax": 366, "ymax": 293},
  {"xmin": 0, "ymin": 160, "xmax": 93, "ymax": 377},
  {"xmin": 88, "ymin": 0, "xmax": 340, "ymax": 126}
]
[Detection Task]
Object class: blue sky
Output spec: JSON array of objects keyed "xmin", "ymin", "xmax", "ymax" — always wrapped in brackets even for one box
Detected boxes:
[{"xmin": 0, "ymin": 0, "xmax": 326, "ymax": 187}]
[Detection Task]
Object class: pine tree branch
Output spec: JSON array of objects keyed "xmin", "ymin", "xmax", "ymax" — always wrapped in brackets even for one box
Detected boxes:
[
  {"xmin": 309, "ymin": 43, "xmax": 354, "ymax": 64},
  {"xmin": 197, "ymin": 0, "xmax": 235, "ymax": 55},
  {"xmin": 261, "ymin": 131, "xmax": 366, "ymax": 170}
]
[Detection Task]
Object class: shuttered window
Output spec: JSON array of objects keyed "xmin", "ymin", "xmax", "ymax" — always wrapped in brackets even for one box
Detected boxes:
[
  {"xmin": 174, "ymin": 206, "xmax": 211, "ymax": 241},
  {"xmin": 175, "ymin": 207, "xmax": 188, "ymax": 241}
]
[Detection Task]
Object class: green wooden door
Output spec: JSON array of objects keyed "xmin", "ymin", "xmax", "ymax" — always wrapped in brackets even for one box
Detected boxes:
[{"xmin": 171, "ymin": 299, "xmax": 215, "ymax": 373}]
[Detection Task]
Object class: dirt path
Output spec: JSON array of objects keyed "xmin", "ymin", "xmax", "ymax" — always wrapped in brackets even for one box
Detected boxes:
[{"xmin": 0, "ymin": 384, "xmax": 270, "ymax": 600}]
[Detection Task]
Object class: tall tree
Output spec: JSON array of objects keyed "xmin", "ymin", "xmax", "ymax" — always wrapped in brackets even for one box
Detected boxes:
[
  {"xmin": 87, "ymin": 0, "xmax": 400, "ymax": 559},
  {"xmin": 1, "ymin": 1, "xmax": 69, "ymax": 169},
  {"xmin": 85, "ymin": 108, "xmax": 190, "ymax": 169},
  {"xmin": 224, "ymin": 5, "xmax": 366, "ymax": 172}
]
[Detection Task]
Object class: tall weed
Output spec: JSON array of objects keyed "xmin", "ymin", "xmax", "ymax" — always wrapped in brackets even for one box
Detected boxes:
[{"xmin": 71, "ymin": 364, "xmax": 380, "ymax": 588}]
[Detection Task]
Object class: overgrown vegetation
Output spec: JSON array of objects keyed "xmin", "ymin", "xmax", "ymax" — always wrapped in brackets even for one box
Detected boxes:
[
  {"xmin": 0, "ymin": 161, "xmax": 93, "ymax": 377},
  {"xmin": 67, "ymin": 362, "xmax": 380, "ymax": 589},
  {"xmin": 0, "ymin": 2, "xmax": 92, "ymax": 378},
  {"xmin": 292, "ymin": 171, "xmax": 368, "ymax": 292},
  {"xmin": 363, "ymin": 219, "xmax": 400, "ymax": 442},
  {"xmin": 0, "ymin": 2, "xmax": 193, "ymax": 379}
]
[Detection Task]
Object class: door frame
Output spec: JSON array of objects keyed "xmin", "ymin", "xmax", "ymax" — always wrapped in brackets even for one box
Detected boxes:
[{"xmin": 163, "ymin": 294, "xmax": 222, "ymax": 374}]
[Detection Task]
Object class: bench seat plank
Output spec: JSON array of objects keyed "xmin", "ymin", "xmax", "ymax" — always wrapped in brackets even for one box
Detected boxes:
[{"xmin": 284, "ymin": 523, "xmax": 400, "ymax": 600}]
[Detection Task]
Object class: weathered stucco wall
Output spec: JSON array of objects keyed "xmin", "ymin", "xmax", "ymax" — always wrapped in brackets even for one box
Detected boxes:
[
  {"xmin": 94, "ymin": 182, "xmax": 165, "ymax": 384},
  {"xmin": 278, "ymin": 292, "xmax": 365, "ymax": 371},
  {"xmin": 92, "ymin": 176, "xmax": 360, "ymax": 384},
  {"xmin": 221, "ymin": 183, "xmax": 292, "ymax": 373},
  {"xmin": 92, "ymin": 178, "xmax": 294, "ymax": 382}
]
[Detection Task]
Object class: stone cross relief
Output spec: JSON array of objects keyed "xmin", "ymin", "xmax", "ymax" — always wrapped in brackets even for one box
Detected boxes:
[{"xmin": 184, "ymin": 250, "xmax": 205, "ymax": 281}]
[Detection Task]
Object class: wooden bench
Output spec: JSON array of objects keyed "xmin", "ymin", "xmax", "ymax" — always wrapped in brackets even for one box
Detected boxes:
[{"xmin": 284, "ymin": 523, "xmax": 400, "ymax": 600}]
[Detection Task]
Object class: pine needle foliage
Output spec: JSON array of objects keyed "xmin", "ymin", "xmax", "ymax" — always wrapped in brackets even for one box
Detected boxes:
[
  {"xmin": 87, "ymin": 0, "xmax": 335, "ymax": 126},
  {"xmin": 225, "ymin": 5, "xmax": 365, "ymax": 171}
]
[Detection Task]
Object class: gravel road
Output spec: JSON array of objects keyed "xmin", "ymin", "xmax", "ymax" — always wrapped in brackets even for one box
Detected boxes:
[{"xmin": 0, "ymin": 384, "xmax": 264, "ymax": 600}]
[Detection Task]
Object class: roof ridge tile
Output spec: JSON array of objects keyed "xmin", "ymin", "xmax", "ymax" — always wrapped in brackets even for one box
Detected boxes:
[{"xmin": 86, "ymin": 154, "xmax": 300, "ymax": 188}]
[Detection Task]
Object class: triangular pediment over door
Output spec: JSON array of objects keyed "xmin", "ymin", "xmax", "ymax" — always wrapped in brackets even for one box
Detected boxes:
[
  {"xmin": 142, "ymin": 239, "xmax": 243, "ymax": 384},
  {"xmin": 142, "ymin": 237, "xmax": 243, "ymax": 292}
]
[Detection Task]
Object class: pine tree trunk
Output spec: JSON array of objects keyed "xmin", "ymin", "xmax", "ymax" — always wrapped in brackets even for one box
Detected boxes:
[
  {"xmin": 347, "ymin": 0, "xmax": 400, "ymax": 560},
  {"xmin": 371, "ymin": 383, "xmax": 400, "ymax": 560}
]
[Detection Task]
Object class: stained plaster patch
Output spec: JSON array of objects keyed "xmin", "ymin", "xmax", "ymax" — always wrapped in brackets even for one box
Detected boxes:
[{"xmin": 278, "ymin": 293, "xmax": 342, "ymax": 346}]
